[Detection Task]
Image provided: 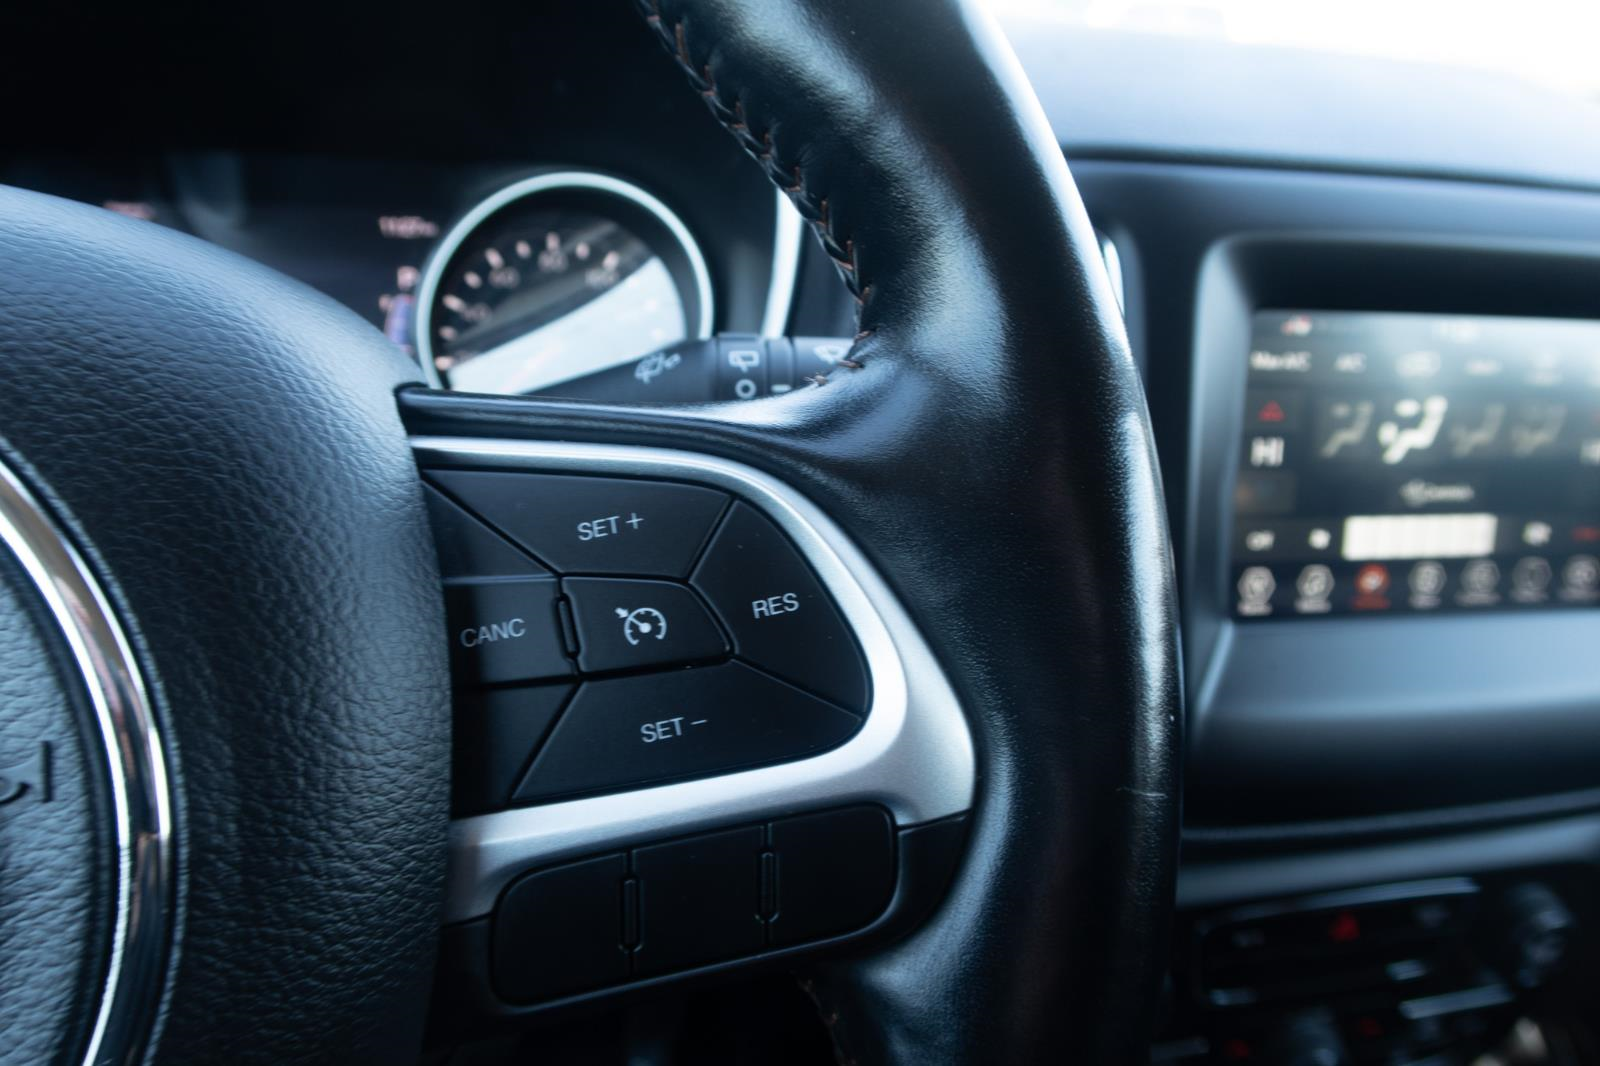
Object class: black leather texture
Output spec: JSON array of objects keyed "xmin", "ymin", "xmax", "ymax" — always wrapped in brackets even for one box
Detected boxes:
[
  {"xmin": 403, "ymin": 0, "xmax": 1184, "ymax": 1062},
  {"xmin": 0, "ymin": 186, "xmax": 451, "ymax": 1064},
  {"xmin": 0, "ymin": 546, "xmax": 114, "ymax": 1066}
]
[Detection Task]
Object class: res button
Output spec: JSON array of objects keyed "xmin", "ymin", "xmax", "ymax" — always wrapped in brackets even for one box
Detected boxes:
[
  {"xmin": 691, "ymin": 503, "xmax": 869, "ymax": 712},
  {"xmin": 426, "ymin": 470, "xmax": 729, "ymax": 578}
]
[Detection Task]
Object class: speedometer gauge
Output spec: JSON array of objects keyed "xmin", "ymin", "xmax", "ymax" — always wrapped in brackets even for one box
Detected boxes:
[{"xmin": 416, "ymin": 172, "xmax": 713, "ymax": 394}]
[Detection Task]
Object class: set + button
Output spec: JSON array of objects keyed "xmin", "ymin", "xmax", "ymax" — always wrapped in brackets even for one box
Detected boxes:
[{"xmin": 426, "ymin": 469, "xmax": 729, "ymax": 577}]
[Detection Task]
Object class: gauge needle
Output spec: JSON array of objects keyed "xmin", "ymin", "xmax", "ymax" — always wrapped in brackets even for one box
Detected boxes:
[{"xmin": 446, "ymin": 258, "xmax": 687, "ymax": 395}]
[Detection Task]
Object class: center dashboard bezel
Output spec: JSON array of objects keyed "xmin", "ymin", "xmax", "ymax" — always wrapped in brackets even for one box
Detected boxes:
[{"xmin": 1186, "ymin": 232, "xmax": 1600, "ymax": 826}]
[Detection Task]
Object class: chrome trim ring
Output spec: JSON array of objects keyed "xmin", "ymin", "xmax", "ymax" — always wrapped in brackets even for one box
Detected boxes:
[
  {"xmin": 415, "ymin": 171, "xmax": 716, "ymax": 389},
  {"xmin": 412, "ymin": 437, "xmax": 977, "ymax": 924},
  {"xmin": 760, "ymin": 191, "xmax": 804, "ymax": 336},
  {"xmin": 0, "ymin": 459, "xmax": 172, "ymax": 1066},
  {"xmin": 1098, "ymin": 231, "xmax": 1126, "ymax": 315}
]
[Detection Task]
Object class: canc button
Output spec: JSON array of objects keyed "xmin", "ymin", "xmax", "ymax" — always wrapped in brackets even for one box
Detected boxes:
[
  {"xmin": 514, "ymin": 661, "xmax": 862, "ymax": 803},
  {"xmin": 444, "ymin": 577, "xmax": 571, "ymax": 685},
  {"xmin": 691, "ymin": 503, "xmax": 869, "ymax": 712}
]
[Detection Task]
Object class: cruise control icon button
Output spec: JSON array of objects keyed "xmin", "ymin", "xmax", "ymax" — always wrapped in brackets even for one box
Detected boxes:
[
  {"xmin": 514, "ymin": 661, "xmax": 862, "ymax": 803},
  {"xmin": 691, "ymin": 503, "xmax": 869, "ymax": 712},
  {"xmin": 564, "ymin": 577, "xmax": 726, "ymax": 674}
]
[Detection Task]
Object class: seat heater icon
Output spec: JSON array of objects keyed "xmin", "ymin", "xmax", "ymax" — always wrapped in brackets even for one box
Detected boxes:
[{"xmin": 616, "ymin": 606, "xmax": 668, "ymax": 646}]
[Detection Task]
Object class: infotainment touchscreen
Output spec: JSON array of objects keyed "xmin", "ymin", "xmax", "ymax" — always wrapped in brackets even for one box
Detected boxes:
[{"xmin": 1232, "ymin": 310, "xmax": 1600, "ymax": 619}]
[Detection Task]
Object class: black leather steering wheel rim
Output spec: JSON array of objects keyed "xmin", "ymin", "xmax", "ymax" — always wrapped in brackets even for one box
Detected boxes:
[
  {"xmin": 406, "ymin": 0, "xmax": 1184, "ymax": 1061},
  {"xmin": 0, "ymin": 0, "xmax": 1179, "ymax": 1061},
  {"xmin": 0, "ymin": 188, "xmax": 451, "ymax": 1063}
]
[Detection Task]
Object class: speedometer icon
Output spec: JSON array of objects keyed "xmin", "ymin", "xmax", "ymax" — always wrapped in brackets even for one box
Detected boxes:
[{"xmin": 616, "ymin": 606, "xmax": 668, "ymax": 646}]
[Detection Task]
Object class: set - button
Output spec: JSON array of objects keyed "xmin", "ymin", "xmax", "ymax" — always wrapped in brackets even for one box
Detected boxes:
[{"xmin": 514, "ymin": 661, "xmax": 861, "ymax": 803}]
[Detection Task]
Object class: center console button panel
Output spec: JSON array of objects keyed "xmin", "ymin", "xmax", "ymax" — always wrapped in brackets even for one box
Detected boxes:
[
  {"xmin": 423, "ymin": 467, "xmax": 871, "ymax": 812},
  {"xmin": 1157, "ymin": 875, "xmax": 1587, "ymax": 1064}
]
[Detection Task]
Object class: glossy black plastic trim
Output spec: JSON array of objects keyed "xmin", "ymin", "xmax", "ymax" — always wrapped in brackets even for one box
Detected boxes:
[{"xmin": 1177, "ymin": 812, "xmax": 1600, "ymax": 912}]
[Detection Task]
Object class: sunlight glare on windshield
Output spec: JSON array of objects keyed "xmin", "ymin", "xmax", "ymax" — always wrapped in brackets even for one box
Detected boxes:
[{"xmin": 989, "ymin": 0, "xmax": 1600, "ymax": 101}]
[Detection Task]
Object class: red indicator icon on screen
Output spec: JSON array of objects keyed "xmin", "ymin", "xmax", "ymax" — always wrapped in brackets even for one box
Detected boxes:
[
  {"xmin": 1328, "ymin": 910, "xmax": 1362, "ymax": 943},
  {"xmin": 1353, "ymin": 564, "xmax": 1391, "ymax": 610},
  {"xmin": 1258, "ymin": 399, "xmax": 1286, "ymax": 423},
  {"xmin": 1575, "ymin": 526, "xmax": 1600, "ymax": 544}
]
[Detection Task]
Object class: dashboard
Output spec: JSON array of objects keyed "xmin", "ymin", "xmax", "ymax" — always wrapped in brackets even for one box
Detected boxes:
[
  {"xmin": 1231, "ymin": 309, "xmax": 1600, "ymax": 621},
  {"xmin": 8, "ymin": 3, "xmax": 1600, "ymax": 1059},
  {"xmin": 11, "ymin": 0, "xmax": 1600, "ymax": 844},
  {"xmin": 0, "ymin": 153, "xmax": 799, "ymax": 396}
]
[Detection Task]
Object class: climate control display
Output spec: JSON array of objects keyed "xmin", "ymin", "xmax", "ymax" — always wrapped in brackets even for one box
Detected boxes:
[{"xmin": 1232, "ymin": 310, "xmax": 1600, "ymax": 619}]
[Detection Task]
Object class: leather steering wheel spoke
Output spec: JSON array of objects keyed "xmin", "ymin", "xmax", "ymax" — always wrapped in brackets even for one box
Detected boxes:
[
  {"xmin": 401, "ymin": 1, "xmax": 1183, "ymax": 1061},
  {"xmin": 0, "ymin": 1, "xmax": 1178, "ymax": 1062}
]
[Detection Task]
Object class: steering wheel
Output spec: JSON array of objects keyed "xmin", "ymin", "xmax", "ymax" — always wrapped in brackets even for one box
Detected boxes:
[{"xmin": 0, "ymin": 0, "xmax": 1180, "ymax": 1063}]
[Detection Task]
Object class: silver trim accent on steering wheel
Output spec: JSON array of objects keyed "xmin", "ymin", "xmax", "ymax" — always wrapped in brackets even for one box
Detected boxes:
[
  {"xmin": 0, "ymin": 458, "xmax": 172, "ymax": 1066},
  {"xmin": 412, "ymin": 437, "xmax": 977, "ymax": 924},
  {"xmin": 760, "ymin": 192, "xmax": 804, "ymax": 336}
]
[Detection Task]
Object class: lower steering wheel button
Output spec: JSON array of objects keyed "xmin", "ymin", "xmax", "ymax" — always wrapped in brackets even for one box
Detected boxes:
[
  {"xmin": 444, "ymin": 577, "xmax": 571, "ymax": 685},
  {"xmin": 492, "ymin": 854, "xmax": 630, "ymax": 1002},
  {"xmin": 565, "ymin": 577, "xmax": 727, "ymax": 674},
  {"xmin": 513, "ymin": 661, "xmax": 862, "ymax": 803}
]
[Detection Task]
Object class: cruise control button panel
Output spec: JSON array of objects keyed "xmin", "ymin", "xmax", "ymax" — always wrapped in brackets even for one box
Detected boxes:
[
  {"xmin": 422, "ymin": 466, "xmax": 872, "ymax": 813},
  {"xmin": 692, "ymin": 502, "xmax": 870, "ymax": 711},
  {"xmin": 515, "ymin": 662, "xmax": 861, "ymax": 803},
  {"xmin": 427, "ymin": 470, "xmax": 729, "ymax": 577},
  {"xmin": 564, "ymin": 577, "xmax": 726, "ymax": 674}
]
